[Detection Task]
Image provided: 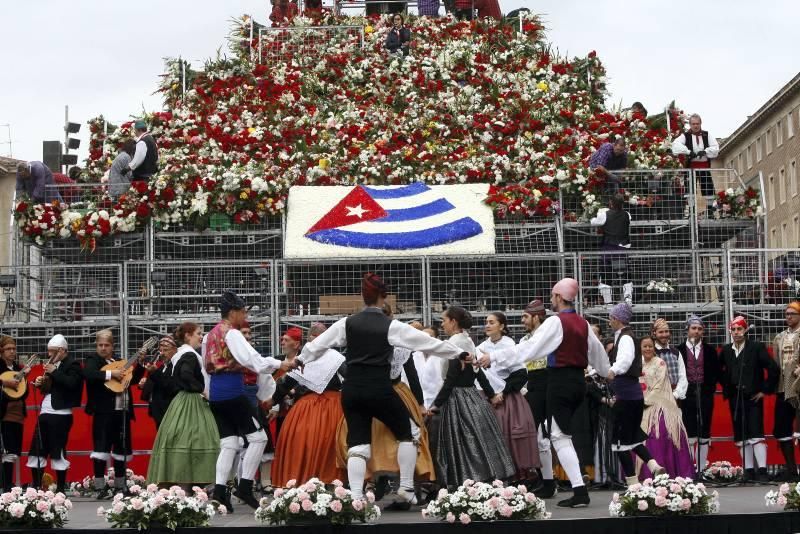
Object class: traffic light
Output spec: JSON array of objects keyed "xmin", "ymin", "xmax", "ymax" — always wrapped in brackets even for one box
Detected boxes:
[
  {"xmin": 64, "ymin": 118, "xmax": 81, "ymax": 165},
  {"xmin": 42, "ymin": 141, "xmax": 62, "ymax": 172}
]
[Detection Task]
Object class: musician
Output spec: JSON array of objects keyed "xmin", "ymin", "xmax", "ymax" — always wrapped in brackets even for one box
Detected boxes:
[
  {"xmin": 83, "ymin": 329, "xmax": 145, "ymax": 499},
  {"xmin": 0, "ymin": 335, "xmax": 29, "ymax": 491},
  {"xmin": 28, "ymin": 334, "xmax": 82, "ymax": 493},
  {"xmin": 140, "ymin": 337, "xmax": 179, "ymax": 428}
]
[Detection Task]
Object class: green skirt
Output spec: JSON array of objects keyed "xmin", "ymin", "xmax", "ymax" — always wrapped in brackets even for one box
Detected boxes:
[{"xmin": 147, "ymin": 391, "xmax": 220, "ymax": 485}]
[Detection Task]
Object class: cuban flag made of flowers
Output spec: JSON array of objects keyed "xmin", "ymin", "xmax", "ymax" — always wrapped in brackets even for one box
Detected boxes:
[{"xmin": 284, "ymin": 183, "xmax": 495, "ymax": 258}]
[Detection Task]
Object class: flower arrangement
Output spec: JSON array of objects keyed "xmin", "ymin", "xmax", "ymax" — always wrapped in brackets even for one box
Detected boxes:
[
  {"xmin": 256, "ymin": 478, "xmax": 380, "ymax": 525},
  {"xmin": 784, "ymin": 277, "xmax": 800, "ymax": 298},
  {"xmin": 765, "ymin": 482, "xmax": 800, "ymax": 511},
  {"xmin": 702, "ymin": 461, "xmax": 743, "ymax": 483},
  {"xmin": 711, "ymin": 186, "xmax": 763, "ymax": 219},
  {"xmin": 14, "ymin": 13, "xmax": 686, "ymax": 249},
  {"xmin": 99, "ymin": 485, "xmax": 221, "ymax": 531},
  {"xmin": 70, "ymin": 468, "xmax": 147, "ymax": 497},
  {"xmin": 422, "ymin": 479, "xmax": 550, "ymax": 524},
  {"xmin": 609, "ymin": 474, "xmax": 719, "ymax": 517},
  {"xmin": 645, "ymin": 278, "xmax": 676, "ymax": 293},
  {"xmin": 0, "ymin": 487, "xmax": 72, "ymax": 528}
]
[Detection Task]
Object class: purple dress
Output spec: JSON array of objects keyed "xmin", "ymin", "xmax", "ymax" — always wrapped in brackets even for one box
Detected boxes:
[{"xmin": 638, "ymin": 357, "xmax": 696, "ymax": 480}]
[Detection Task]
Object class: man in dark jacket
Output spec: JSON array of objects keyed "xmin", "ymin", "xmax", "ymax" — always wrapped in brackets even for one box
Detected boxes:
[
  {"xmin": 129, "ymin": 120, "xmax": 159, "ymax": 182},
  {"xmin": 678, "ymin": 315, "xmax": 720, "ymax": 477},
  {"xmin": 590, "ymin": 194, "xmax": 633, "ymax": 304},
  {"xmin": 140, "ymin": 337, "xmax": 178, "ymax": 429},
  {"xmin": 28, "ymin": 334, "xmax": 83, "ymax": 493},
  {"xmin": 16, "ymin": 161, "xmax": 63, "ymax": 203},
  {"xmin": 720, "ymin": 316, "xmax": 778, "ymax": 482},
  {"xmin": 83, "ymin": 329, "xmax": 144, "ymax": 499}
]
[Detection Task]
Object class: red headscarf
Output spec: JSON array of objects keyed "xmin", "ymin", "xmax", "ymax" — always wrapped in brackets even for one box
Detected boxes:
[
  {"xmin": 362, "ymin": 272, "xmax": 388, "ymax": 304},
  {"xmin": 729, "ymin": 316, "xmax": 748, "ymax": 330},
  {"xmin": 284, "ymin": 327, "xmax": 303, "ymax": 343}
]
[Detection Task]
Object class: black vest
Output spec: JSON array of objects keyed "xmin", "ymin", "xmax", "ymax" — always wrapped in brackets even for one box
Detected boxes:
[
  {"xmin": 682, "ymin": 131, "xmax": 710, "ymax": 168},
  {"xmin": 602, "ymin": 208, "xmax": 630, "ymax": 246},
  {"xmin": 133, "ymin": 134, "xmax": 159, "ymax": 179},
  {"xmin": 609, "ymin": 328, "xmax": 641, "ymax": 379},
  {"xmin": 344, "ymin": 308, "xmax": 394, "ymax": 367},
  {"xmin": 48, "ymin": 355, "xmax": 84, "ymax": 410}
]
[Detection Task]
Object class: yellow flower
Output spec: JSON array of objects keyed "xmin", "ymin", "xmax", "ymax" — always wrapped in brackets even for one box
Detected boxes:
[
  {"xmin": 532, "ymin": 189, "xmax": 542, "ymax": 198},
  {"xmin": 248, "ymin": 127, "xmax": 256, "ymax": 134},
  {"xmin": 107, "ymin": 158, "xmax": 113, "ymax": 165},
  {"xmin": 171, "ymin": 83, "xmax": 179, "ymax": 90},
  {"xmin": 239, "ymin": 191, "xmax": 249, "ymax": 200},
  {"xmin": 524, "ymin": 131, "xmax": 533, "ymax": 139},
  {"xmin": 404, "ymin": 148, "xmax": 413, "ymax": 158},
  {"xmin": 318, "ymin": 158, "xmax": 330, "ymax": 169},
  {"xmin": 365, "ymin": 25, "xmax": 374, "ymax": 34},
  {"xmin": 537, "ymin": 81, "xmax": 549, "ymax": 92}
]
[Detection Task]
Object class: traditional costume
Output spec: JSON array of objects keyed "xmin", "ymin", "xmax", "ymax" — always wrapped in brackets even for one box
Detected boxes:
[
  {"xmin": 772, "ymin": 302, "xmax": 800, "ymax": 480},
  {"xmin": 638, "ymin": 356, "xmax": 695, "ymax": 480},
  {"xmin": 148, "ymin": 343, "xmax": 219, "ymax": 485},
  {"xmin": 651, "ymin": 319, "xmax": 688, "ymax": 401},
  {"xmin": 140, "ymin": 337, "xmax": 178, "ymax": 429},
  {"xmin": 0, "ymin": 336, "xmax": 27, "ymax": 492},
  {"xmin": 486, "ymin": 279, "xmax": 610, "ymax": 508},
  {"xmin": 297, "ymin": 273, "xmax": 466, "ymax": 503}
]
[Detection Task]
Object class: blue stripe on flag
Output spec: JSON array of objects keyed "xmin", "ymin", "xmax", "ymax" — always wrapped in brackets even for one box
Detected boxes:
[
  {"xmin": 306, "ymin": 217, "xmax": 483, "ymax": 250},
  {"xmin": 362, "ymin": 182, "xmax": 430, "ymax": 199},
  {"xmin": 380, "ymin": 198, "xmax": 455, "ymax": 222}
]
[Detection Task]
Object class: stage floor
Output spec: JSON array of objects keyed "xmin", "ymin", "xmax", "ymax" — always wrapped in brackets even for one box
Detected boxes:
[{"xmin": 65, "ymin": 484, "xmax": 783, "ymax": 529}]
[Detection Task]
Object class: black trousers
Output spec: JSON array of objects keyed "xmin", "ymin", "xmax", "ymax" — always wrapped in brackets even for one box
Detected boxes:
[
  {"xmin": 728, "ymin": 394, "xmax": 765, "ymax": 443},
  {"xmin": 92, "ymin": 411, "xmax": 132, "ymax": 457},
  {"xmin": 342, "ymin": 366, "xmax": 411, "ymax": 448},
  {"xmin": 774, "ymin": 392, "xmax": 799, "ymax": 440},
  {"xmin": 682, "ymin": 384, "xmax": 715, "ymax": 440},
  {"xmin": 695, "ymin": 169, "xmax": 715, "ymax": 197}
]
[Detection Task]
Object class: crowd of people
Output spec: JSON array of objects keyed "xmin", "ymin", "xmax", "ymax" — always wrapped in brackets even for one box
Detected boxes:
[{"xmin": 1, "ymin": 275, "xmax": 798, "ymax": 513}]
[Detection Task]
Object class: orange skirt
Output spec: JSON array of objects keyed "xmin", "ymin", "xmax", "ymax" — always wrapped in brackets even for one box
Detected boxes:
[
  {"xmin": 336, "ymin": 382, "xmax": 435, "ymax": 481},
  {"xmin": 271, "ymin": 390, "xmax": 346, "ymax": 487}
]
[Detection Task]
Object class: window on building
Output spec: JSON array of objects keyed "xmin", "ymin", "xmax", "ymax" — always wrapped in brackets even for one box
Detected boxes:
[
  {"xmin": 746, "ymin": 145, "xmax": 753, "ymax": 169},
  {"xmin": 789, "ymin": 111, "xmax": 796, "ymax": 138},
  {"xmin": 782, "ymin": 223, "xmax": 789, "ymax": 248},
  {"xmin": 769, "ymin": 174, "xmax": 776, "ymax": 209},
  {"xmin": 791, "ymin": 159, "xmax": 798, "ymax": 197},
  {"xmin": 778, "ymin": 120, "xmax": 784, "ymax": 146},
  {"xmin": 767, "ymin": 128, "xmax": 773, "ymax": 153},
  {"xmin": 756, "ymin": 136, "xmax": 763, "ymax": 161},
  {"xmin": 780, "ymin": 167, "xmax": 786, "ymax": 204},
  {"xmin": 772, "ymin": 228, "xmax": 778, "ymax": 248},
  {"xmin": 795, "ymin": 215, "xmax": 800, "ymax": 248}
]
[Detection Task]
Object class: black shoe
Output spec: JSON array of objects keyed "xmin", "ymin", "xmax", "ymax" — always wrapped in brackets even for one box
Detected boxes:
[
  {"xmin": 757, "ymin": 468, "xmax": 770, "ymax": 483},
  {"xmin": 557, "ymin": 487, "xmax": 590, "ymax": 508},
  {"xmin": 212, "ymin": 484, "xmax": 234, "ymax": 514},
  {"xmin": 743, "ymin": 468, "xmax": 756, "ymax": 483},
  {"xmin": 373, "ymin": 476, "xmax": 391, "ymax": 502},
  {"xmin": 94, "ymin": 487, "xmax": 113, "ymax": 500},
  {"xmin": 234, "ymin": 479, "xmax": 261, "ymax": 509},
  {"xmin": 772, "ymin": 468, "xmax": 797, "ymax": 482},
  {"xmin": 534, "ymin": 480, "xmax": 557, "ymax": 499}
]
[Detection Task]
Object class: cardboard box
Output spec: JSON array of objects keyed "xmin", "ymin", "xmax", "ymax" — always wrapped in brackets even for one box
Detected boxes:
[{"xmin": 319, "ymin": 294, "xmax": 397, "ymax": 315}]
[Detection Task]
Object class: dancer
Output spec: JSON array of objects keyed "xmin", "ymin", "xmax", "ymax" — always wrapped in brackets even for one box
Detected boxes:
[
  {"xmin": 638, "ymin": 335, "xmax": 695, "ymax": 479},
  {"xmin": 148, "ymin": 322, "xmax": 219, "ymax": 487},
  {"xmin": 430, "ymin": 306, "xmax": 515, "ymax": 489},
  {"xmin": 296, "ymin": 273, "xmax": 468, "ymax": 504},
  {"xmin": 678, "ymin": 315, "xmax": 720, "ymax": 477},
  {"xmin": 771, "ymin": 301, "xmax": 800, "ymax": 481},
  {"xmin": 140, "ymin": 336, "xmax": 178, "ymax": 429},
  {"xmin": 27, "ymin": 335, "xmax": 82, "ymax": 493},
  {"xmin": 205, "ymin": 290, "xmax": 297, "ymax": 510},
  {"xmin": 477, "ymin": 312, "xmax": 540, "ymax": 483},
  {"xmin": 651, "ymin": 319, "xmax": 688, "ymax": 400},
  {"xmin": 605, "ymin": 303, "xmax": 666, "ymax": 487},
  {"xmin": 479, "ymin": 278, "xmax": 610, "ymax": 508},
  {"xmin": 0, "ymin": 335, "xmax": 29, "ymax": 491},
  {"xmin": 721, "ymin": 316, "xmax": 778, "ymax": 482},
  {"xmin": 272, "ymin": 322, "xmax": 346, "ymax": 487}
]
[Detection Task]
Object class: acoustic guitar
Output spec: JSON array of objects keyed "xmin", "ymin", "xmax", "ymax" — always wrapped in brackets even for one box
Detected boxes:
[
  {"xmin": 102, "ymin": 337, "xmax": 159, "ymax": 394},
  {"xmin": 0, "ymin": 355, "xmax": 41, "ymax": 400}
]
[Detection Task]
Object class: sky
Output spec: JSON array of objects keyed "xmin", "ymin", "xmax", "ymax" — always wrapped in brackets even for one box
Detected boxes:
[{"xmin": 1, "ymin": 0, "xmax": 799, "ymax": 163}]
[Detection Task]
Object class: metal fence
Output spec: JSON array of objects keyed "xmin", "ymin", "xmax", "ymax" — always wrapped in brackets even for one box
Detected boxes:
[
  {"xmin": 3, "ymin": 247, "xmax": 799, "ymax": 358},
  {"xmin": 257, "ymin": 25, "xmax": 365, "ymax": 64}
]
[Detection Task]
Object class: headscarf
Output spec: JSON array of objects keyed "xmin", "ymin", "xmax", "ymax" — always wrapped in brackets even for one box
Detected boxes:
[
  {"xmin": 609, "ymin": 302, "xmax": 633, "ymax": 324},
  {"xmin": 524, "ymin": 299, "xmax": 546, "ymax": 317},
  {"xmin": 551, "ymin": 278, "xmax": 578, "ymax": 302},
  {"xmin": 220, "ymin": 289, "xmax": 246, "ymax": 315},
  {"xmin": 729, "ymin": 316, "xmax": 748, "ymax": 330}
]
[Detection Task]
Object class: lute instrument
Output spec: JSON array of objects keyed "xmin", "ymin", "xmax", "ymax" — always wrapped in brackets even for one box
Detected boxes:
[
  {"xmin": 102, "ymin": 337, "xmax": 159, "ymax": 393},
  {"xmin": 0, "ymin": 355, "xmax": 42, "ymax": 400}
]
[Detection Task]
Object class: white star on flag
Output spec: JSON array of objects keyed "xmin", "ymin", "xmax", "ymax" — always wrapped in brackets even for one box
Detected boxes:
[{"xmin": 345, "ymin": 204, "xmax": 369, "ymax": 218}]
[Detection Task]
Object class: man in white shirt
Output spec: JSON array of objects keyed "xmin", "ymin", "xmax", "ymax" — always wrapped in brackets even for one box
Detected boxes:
[
  {"xmin": 671, "ymin": 113, "xmax": 719, "ymax": 203},
  {"xmin": 129, "ymin": 120, "xmax": 159, "ymax": 182}
]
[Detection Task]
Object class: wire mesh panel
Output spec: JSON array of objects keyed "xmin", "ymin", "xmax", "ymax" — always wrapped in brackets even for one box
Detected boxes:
[
  {"xmin": 335, "ymin": 0, "xmax": 422, "ymax": 16},
  {"xmin": 494, "ymin": 217, "xmax": 561, "ymax": 254},
  {"xmin": 0, "ymin": 323, "xmax": 123, "ymax": 364},
  {"xmin": 153, "ymin": 218, "xmax": 283, "ymax": 261},
  {"xmin": 21, "ymin": 232, "xmax": 148, "ymax": 266},
  {"xmin": 427, "ymin": 254, "xmax": 576, "ymax": 340},
  {"xmin": 727, "ymin": 249, "xmax": 800, "ymax": 308},
  {"xmin": 276, "ymin": 258, "xmax": 425, "ymax": 343},
  {"xmin": 0, "ymin": 263, "xmax": 122, "ymax": 324},
  {"xmin": 258, "ymin": 25, "xmax": 364, "ymax": 65}
]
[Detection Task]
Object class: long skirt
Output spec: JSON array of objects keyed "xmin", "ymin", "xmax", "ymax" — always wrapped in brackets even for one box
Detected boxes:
[
  {"xmin": 272, "ymin": 390, "xmax": 345, "ymax": 487},
  {"xmin": 336, "ymin": 382, "xmax": 435, "ymax": 481},
  {"xmin": 638, "ymin": 413, "xmax": 695, "ymax": 480},
  {"xmin": 434, "ymin": 387, "xmax": 515, "ymax": 489},
  {"xmin": 487, "ymin": 391, "xmax": 540, "ymax": 473},
  {"xmin": 147, "ymin": 391, "xmax": 219, "ymax": 485}
]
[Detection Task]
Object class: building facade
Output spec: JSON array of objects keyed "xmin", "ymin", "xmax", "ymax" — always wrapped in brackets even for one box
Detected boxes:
[
  {"xmin": 0, "ymin": 156, "xmax": 21, "ymax": 267},
  {"xmin": 716, "ymin": 72, "xmax": 800, "ymax": 250}
]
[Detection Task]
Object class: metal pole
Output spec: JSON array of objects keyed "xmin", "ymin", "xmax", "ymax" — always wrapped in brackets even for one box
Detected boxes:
[
  {"xmin": 665, "ymin": 106, "xmax": 671, "ymax": 132},
  {"xmin": 63, "ymin": 105, "xmax": 69, "ymax": 173},
  {"xmin": 181, "ymin": 57, "xmax": 187, "ymax": 95}
]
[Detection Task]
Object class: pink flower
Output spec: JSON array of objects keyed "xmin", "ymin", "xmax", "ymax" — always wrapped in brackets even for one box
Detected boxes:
[
  {"xmin": 492, "ymin": 480, "xmax": 504, "ymax": 488},
  {"xmin": 654, "ymin": 496, "xmax": 667, "ymax": 507},
  {"xmin": 352, "ymin": 499, "xmax": 364, "ymax": 511},
  {"xmin": 330, "ymin": 500, "xmax": 343, "ymax": 513},
  {"xmin": 655, "ymin": 487, "xmax": 668, "ymax": 497},
  {"xmin": 681, "ymin": 499, "xmax": 691, "ymax": 511},
  {"xmin": 218, "ymin": 505, "xmax": 228, "ymax": 515},
  {"xmin": 777, "ymin": 496, "xmax": 788, "ymax": 507},
  {"xmin": 460, "ymin": 513, "xmax": 471, "ymax": 524},
  {"xmin": 421, "ymin": 509, "xmax": 429, "ymax": 518},
  {"xmin": 25, "ymin": 487, "xmax": 38, "ymax": 500},
  {"xmin": 437, "ymin": 488, "xmax": 449, "ymax": 499},
  {"xmin": 637, "ymin": 500, "xmax": 648, "ymax": 511},
  {"xmin": 501, "ymin": 487, "xmax": 515, "ymax": 499},
  {"xmin": 274, "ymin": 488, "xmax": 284, "ymax": 498},
  {"xmin": 301, "ymin": 499, "xmax": 314, "ymax": 511},
  {"xmin": 129, "ymin": 485, "xmax": 141, "ymax": 494},
  {"xmin": 36, "ymin": 500, "xmax": 50, "ymax": 512},
  {"xmin": 446, "ymin": 512, "xmax": 456, "ymax": 523},
  {"xmin": 1, "ymin": 493, "xmax": 14, "ymax": 504},
  {"xmin": 499, "ymin": 504, "xmax": 513, "ymax": 517},
  {"xmin": 10, "ymin": 503, "xmax": 25, "ymax": 518},
  {"xmin": 112, "ymin": 502, "xmax": 125, "ymax": 514},
  {"xmin": 366, "ymin": 492, "xmax": 375, "ymax": 503},
  {"xmin": 297, "ymin": 491, "xmax": 309, "ymax": 501},
  {"xmin": 96, "ymin": 506, "xmax": 106, "ymax": 517},
  {"xmin": 487, "ymin": 496, "xmax": 500, "ymax": 509},
  {"xmin": 53, "ymin": 495, "xmax": 65, "ymax": 506},
  {"xmin": 334, "ymin": 486, "xmax": 348, "ymax": 499},
  {"xmin": 289, "ymin": 502, "xmax": 301, "ymax": 514},
  {"xmin": 332, "ymin": 479, "xmax": 344, "ymax": 487},
  {"xmin": 670, "ymin": 484, "xmax": 682, "ymax": 494},
  {"xmin": 629, "ymin": 483, "xmax": 642, "ymax": 492},
  {"xmin": 525, "ymin": 493, "xmax": 537, "ymax": 503},
  {"xmin": 780, "ymin": 483, "xmax": 791, "ymax": 496},
  {"xmin": 463, "ymin": 479, "xmax": 475, "ymax": 487},
  {"xmin": 153, "ymin": 495, "xmax": 166, "ymax": 507},
  {"xmin": 146, "ymin": 484, "xmax": 158, "ymax": 493},
  {"xmin": 286, "ymin": 479, "xmax": 297, "ymax": 488}
]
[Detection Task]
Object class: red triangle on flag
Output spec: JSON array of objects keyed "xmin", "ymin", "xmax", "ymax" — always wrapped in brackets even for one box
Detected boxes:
[{"xmin": 306, "ymin": 185, "xmax": 388, "ymax": 235}]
